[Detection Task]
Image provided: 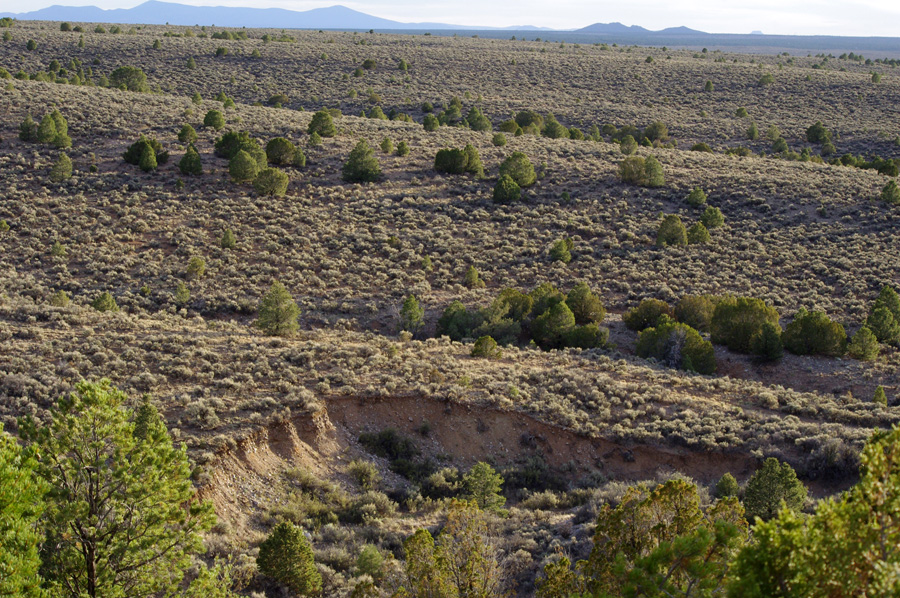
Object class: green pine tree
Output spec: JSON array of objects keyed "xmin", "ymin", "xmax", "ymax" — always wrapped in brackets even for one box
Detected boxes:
[
  {"xmin": 257, "ymin": 522, "xmax": 322, "ymax": 595},
  {"xmin": 19, "ymin": 380, "xmax": 215, "ymax": 598}
]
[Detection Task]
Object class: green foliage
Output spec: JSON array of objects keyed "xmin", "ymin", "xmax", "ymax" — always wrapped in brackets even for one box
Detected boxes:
[
  {"xmin": 399, "ymin": 294, "xmax": 424, "ymax": 334},
  {"xmin": 744, "ymin": 458, "xmax": 807, "ymax": 521},
  {"xmin": 874, "ymin": 385, "xmax": 888, "ymax": 406},
  {"xmin": 881, "ymin": 180, "xmax": 900, "ymax": 204},
  {"xmin": 758, "ymin": 73, "xmax": 775, "ymax": 86},
  {"xmin": 715, "ymin": 472, "xmax": 740, "ymax": 498},
  {"xmin": 26, "ymin": 39, "xmax": 36, "ymax": 51},
  {"xmin": 19, "ymin": 381, "xmax": 215, "ymax": 598},
  {"xmin": 178, "ymin": 144, "xmax": 202, "ymax": 175},
  {"xmin": 644, "ymin": 155, "xmax": 665, "ymax": 187},
  {"xmin": 124, "ymin": 135, "xmax": 168, "ymax": 166},
  {"xmin": 265, "ymin": 137, "xmax": 296, "ymax": 165},
  {"xmin": 380, "ymin": 137, "xmax": 393, "ymax": 154},
  {"xmin": 566, "ymin": 281, "xmax": 605, "ymax": 325},
  {"xmin": 866, "ymin": 285, "xmax": 900, "ymax": 343},
  {"xmin": 675, "ymin": 295, "xmax": 716, "ymax": 332},
  {"xmin": 624, "ymin": 298, "xmax": 674, "ymax": 331},
  {"xmin": 50, "ymin": 153, "xmax": 73, "ymax": 182},
  {"xmin": 203, "ymin": 109, "xmax": 225, "ymax": 130},
  {"xmin": 229, "ymin": 150, "xmax": 259, "ymax": 183},
  {"xmin": 492, "ymin": 133, "xmax": 507, "ymax": 146},
  {"xmin": 771, "ymin": 137, "xmax": 789, "ymax": 153},
  {"xmin": 657, "ymin": 214, "xmax": 688, "ymax": 246},
  {"xmin": 463, "ymin": 462, "xmax": 506, "ymax": 512},
  {"xmin": 465, "ymin": 106, "xmax": 492, "ymax": 131},
  {"xmin": 463, "ymin": 144, "xmax": 483, "ymax": 176},
  {"xmin": 50, "ymin": 240, "xmax": 67, "ymax": 258},
  {"xmin": 729, "ymin": 426, "xmax": 900, "ymax": 596},
  {"xmin": 806, "ymin": 121, "xmax": 831, "ymax": 144},
  {"xmin": 308, "ymin": 109, "xmax": 336, "ymax": 137},
  {"xmin": 36, "ymin": 110, "xmax": 71, "ymax": 148},
  {"xmin": 750, "ymin": 321, "xmax": 784, "ymax": 362},
  {"xmin": 493, "ymin": 174, "xmax": 521, "ymax": 203},
  {"xmin": 91, "ymin": 291, "xmax": 119, "ymax": 312},
  {"xmin": 700, "ymin": 205, "xmax": 725, "ymax": 229},
  {"xmin": 0, "ymin": 424, "xmax": 47, "ymax": 598},
  {"xmin": 437, "ymin": 301, "xmax": 479, "ymax": 341},
  {"xmin": 220, "ymin": 228, "xmax": 236, "ymax": 249},
  {"xmin": 619, "ymin": 156, "xmax": 645, "ymax": 183},
  {"xmin": 619, "ymin": 134, "xmax": 638, "ymax": 155},
  {"xmin": 549, "ymin": 237, "xmax": 573, "ymax": 263},
  {"xmin": 562, "ymin": 323, "xmax": 608, "ymax": 349},
  {"xmin": 531, "ymin": 301, "xmax": 576, "ymax": 349},
  {"xmin": 464, "ymin": 265, "xmax": 485, "ymax": 289},
  {"xmin": 254, "ymin": 168, "xmax": 289, "ymax": 196},
  {"xmin": 746, "ymin": 121, "xmax": 759, "ymax": 140},
  {"xmin": 186, "ymin": 256, "xmax": 206, "ymax": 279},
  {"xmin": 174, "ymin": 281, "xmax": 190, "ymax": 305},
  {"xmin": 735, "ymin": 107, "xmax": 749, "ymax": 118},
  {"xmin": 687, "ymin": 221, "xmax": 711, "ymax": 244},
  {"xmin": 49, "ymin": 290, "xmax": 70, "ymax": 307},
  {"xmin": 342, "ymin": 140, "xmax": 381, "ymax": 183},
  {"xmin": 356, "ymin": 544, "xmax": 384, "ymax": 581},
  {"xmin": 396, "ymin": 141, "xmax": 410, "ymax": 156},
  {"xmin": 782, "ymin": 308, "xmax": 847, "ymax": 356},
  {"xmin": 471, "ymin": 335, "xmax": 502, "ymax": 359},
  {"xmin": 19, "ymin": 114, "xmax": 37, "ymax": 142},
  {"xmin": 542, "ymin": 114, "xmax": 569, "ymax": 139},
  {"xmin": 711, "ymin": 296, "xmax": 781, "ymax": 353},
  {"xmin": 139, "ymin": 143, "xmax": 158, "ymax": 172},
  {"xmin": 582, "ymin": 478, "xmax": 748, "ymax": 597},
  {"xmin": 257, "ymin": 521, "xmax": 322, "ymax": 595},
  {"xmin": 434, "ymin": 147, "xmax": 468, "ymax": 174},
  {"xmin": 178, "ymin": 123, "xmax": 198, "ymax": 144},
  {"xmin": 109, "ymin": 65, "xmax": 149, "ymax": 91},
  {"xmin": 848, "ymin": 325, "xmax": 880, "ymax": 360},
  {"xmin": 256, "ymin": 281, "xmax": 300, "ymax": 336},
  {"xmin": 636, "ymin": 315, "xmax": 716, "ymax": 374},
  {"xmin": 423, "ymin": 113, "xmax": 440, "ymax": 131},
  {"xmin": 686, "ymin": 187, "xmax": 707, "ymax": 207},
  {"xmin": 499, "ymin": 151, "xmax": 537, "ymax": 187},
  {"xmin": 644, "ymin": 120, "xmax": 669, "ymax": 142}
]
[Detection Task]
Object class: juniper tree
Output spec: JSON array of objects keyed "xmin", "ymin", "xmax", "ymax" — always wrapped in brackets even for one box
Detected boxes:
[
  {"xmin": 256, "ymin": 281, "xmax": 300, "ymax": 336},
  {"xmin": 253, "ymin": 168, "xmax": 289, "ymax": 196},
  {"xmin": 499, "ymin": 151, "xmax": 536, "ymax": 187},
  {"xmin": 399, "ymin": 294, "xmax": 424, "ymax": 335},
  {"xmin": 50, "ymin": 153, "xmax": 73, "ymax": 182},
  {"xmin": 308, "ymin": 110, "xmax": 336, "ymax": 137},
  {"xmin": 178, "ymin": 145, "xmax": 202, "ymax": 175},
  {"xmin": 342, "ymin": 140, "xmax": 381, "ymax": 183}
]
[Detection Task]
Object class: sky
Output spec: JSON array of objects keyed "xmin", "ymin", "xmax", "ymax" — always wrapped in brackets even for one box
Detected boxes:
[{"xmin": 4, "ymin": 0, "xmax": 900, "ymax": 36}]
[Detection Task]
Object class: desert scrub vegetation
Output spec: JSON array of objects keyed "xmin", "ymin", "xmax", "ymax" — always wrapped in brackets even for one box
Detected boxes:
[{"xmin": 0, "ymin": 24, "xmax": 898, "ymax": 595}]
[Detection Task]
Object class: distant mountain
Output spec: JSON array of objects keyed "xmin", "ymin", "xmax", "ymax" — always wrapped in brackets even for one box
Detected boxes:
[
  {"xmin": 577, "ymin": 22, "xmax": 706, "ymax": 35},
  {"xmin": 0, "ymin": 1, "xmax": 481, "ymax": 30}
]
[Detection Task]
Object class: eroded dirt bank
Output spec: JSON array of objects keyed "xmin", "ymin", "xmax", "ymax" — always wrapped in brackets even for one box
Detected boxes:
[{"xmin": 203, "ymin": 394, "xmax": 758, "ymax": 528}]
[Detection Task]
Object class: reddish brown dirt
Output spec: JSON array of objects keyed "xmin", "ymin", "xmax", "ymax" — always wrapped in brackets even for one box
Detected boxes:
[
  {"xmin": 203, "ymin": 394, "xmax": 760, "ymax": 529},
  {"xmin": 328, "ymin": 395, "xmax": 759, "ymax": 486}
]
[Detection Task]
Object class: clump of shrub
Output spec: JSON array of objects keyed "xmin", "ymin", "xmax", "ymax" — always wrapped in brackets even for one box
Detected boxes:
[
  {"xmin": 254, "ymin": 168, "xmax": 289, "ymax": 196},
  {"xmin": 471, "ymin": 336, "xmax": 502, "ymax": 359},
  {"xmin": 493, "ymin": 175, "xmax": 521, "ymax": 204},
  {"xmin": 203, "ymin": 110, "xmax": 225, "ymax": 130},
  {"xmin": 782, "ymin": 308, "xmax": 847, "ymax": 356},
  {"xmin": 686, "ymin": 187, "xmax": 707, "ymax": 207},
  {"xmin": 229, "ymin": 150, "xmax": 259, "ymax": 183},
  {"xmin": 623, "ymin": 298, "xmax": 674, "ymax": 331},
  {"xmin": 308, "ymin": 110, "xmax": 336, "ymax": 137},
  {"xmin": 549, "ymin": 237, "xmax": 573, "ymax": 263},
  {"xmin": 124, "ymin": 135, "xmax": 168, "ymax": 168},
  {"xmin": 50, "ymin": 154, "xmax": 73, "ymax": 182},
  {"xmin": 711, "ymin": 296, "xmax": 781, "ymax": 353},
  {"xmin": 657, "ymin": 215, "xmax": 687, "ymax": 246},
  {"xmin": 178, "ymin": 145, "xmax": 202, "ymax": 175},
  {"xmin": 636, "ymin": 316, "xmax": 716, "ymax": 374},
  {"xmin": 342, "ymin": 140, "xmax": 381, "ymax": 183},
  {"xmin": 91, "ymin": 291, "xmax": 119, "ymax": 312},
  {"xmin": 20, "ymin": 110, "xmax": 71, "ymax": 148},
  {"xmin": 618, "ymin": 155, "xmax": 664, "ymax": 187},
  {"xmin": 865, "ymin": 285, "xmax": 900, "ymax": 344},
  {"xmin": 499, "ymin": 152, "xmax": 536, "ymax": 187},
  {"xmin": 700, "ymin": 206, "xmax": 725, "ymax": 229}
]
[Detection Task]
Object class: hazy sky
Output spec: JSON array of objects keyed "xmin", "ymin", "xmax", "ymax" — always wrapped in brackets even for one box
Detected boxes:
[{"xmin": 7, "ymin": 0, "xmax": 900, "ymax": 36}]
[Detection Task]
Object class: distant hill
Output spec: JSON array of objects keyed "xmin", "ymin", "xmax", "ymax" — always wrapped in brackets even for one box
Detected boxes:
[
  {"xmin": 577, "ymin": 22, "xmax": 706, "ymax": 35},
  {"xmin": 0, "ymin": 1, "xmax": 482, "ymax": 30}
]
